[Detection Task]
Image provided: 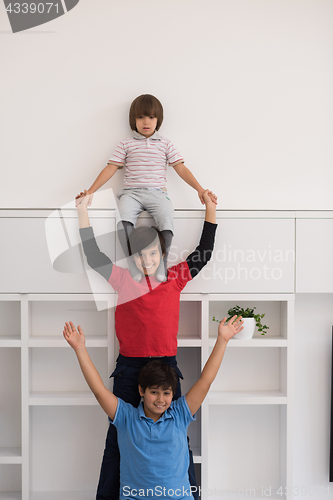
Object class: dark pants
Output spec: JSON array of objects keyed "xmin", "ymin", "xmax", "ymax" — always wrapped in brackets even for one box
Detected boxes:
[{"xmin": 96, "ymin": 354, "xmax": 198, "ymax": 500}]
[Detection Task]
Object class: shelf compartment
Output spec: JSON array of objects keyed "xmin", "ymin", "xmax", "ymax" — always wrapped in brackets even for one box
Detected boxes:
[
  {"xmin": 30, "ymin": 406, "xmax": 108, "ymax": 492},
  {"xmin": 178, "ymin": 300, "xmax": 201, "ymax": 340},
  {"xmin": 29, "ymin": 300, "xmax": 109, "ymax": 340},
  {"xmin": 209, "ymin": 346, "xmax": 288, "ymax": 395},
  {"xmin": 30, "ymin": 347, "xmax": 108, "ymax": 394},
  {"xmin": 0, "ymin": 301, "xmax": 21, "ymax": 339},
  {"xmin": 207, "ymin": 405, "xmax": 287, "ymax": 494},
  {"xmin": 0, "ymin": 349, "xmax": 21, "ymax": 451},
  {"xmin": 0, "ymin": 465, "xmax": 21, "ymax": 498},
  {"xmin": 209, "ymin": 298, "xmax": 292, "ymax": 340}
]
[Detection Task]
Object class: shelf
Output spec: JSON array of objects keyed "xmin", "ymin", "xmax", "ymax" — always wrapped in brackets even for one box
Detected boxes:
[
  {"xmin": 0, "ymin": 338, "xmax": 21, "ymax": 348},
  {"xmin": 0, "ymin": 448, "xmax": 22, "ymax": 464},
  {"xmin": 29, "ymin": 392, "xmax": 99, "ymax": 406},
  {"xmin": 29, "ymin": 493, "xmax": 95, "ymax": 500},
  {"xmin": 178, "ymin": 339, "xmax": 201, "ymax": 347},
  {"xmin": 0, "ymin": 494, "xmax": 21, "ymax": 500},
  {"xmin": 28, "ymin": 337, "xmax": 108, "ymax": 348},
  {"xmin": 208, "ymin": 390, "xmax": 287, "ymax": 405},
  {"xmin": 192, "ymin": 450, "xmax": 201, "ymax": 463},
  {"xmin": 209, "ymin": 337, "xmax": 287, "ymax": 348}
]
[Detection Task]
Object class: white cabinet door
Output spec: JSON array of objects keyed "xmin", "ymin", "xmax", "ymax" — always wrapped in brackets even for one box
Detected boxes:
[
  {"xmin": 296, "ymin": 218, "xmax": 333, "ymax": 292},
  {"xmin": 172, "ymin": 217, "xmax": 295, "ymax": 293},
  {"xmin": 0, "ymin": 217, "xmax": 116, "ymax": 293}
]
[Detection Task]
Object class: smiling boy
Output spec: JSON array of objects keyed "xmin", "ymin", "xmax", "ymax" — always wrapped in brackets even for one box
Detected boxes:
[
  {"xmin": 77, "ymin": 189, "xmax": 217, "ymax": 499},
  {"xmin": 63, "ymin": 314, "xmax": 244, "ymax": 500}
]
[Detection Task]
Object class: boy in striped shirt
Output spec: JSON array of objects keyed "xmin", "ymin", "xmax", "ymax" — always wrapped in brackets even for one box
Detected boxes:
[{"xmin": 76, "ymin": 94, "xmax": 216, "ymax": 280}]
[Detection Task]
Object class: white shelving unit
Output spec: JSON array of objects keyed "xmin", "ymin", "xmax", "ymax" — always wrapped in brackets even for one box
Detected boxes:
[
  {"xmin": 0, "ymin": 210, "xmax": 296, "ymax": 500},
  {"xmin": 203, "ymin": 294, "xmax": 294, "ymax": 500}
]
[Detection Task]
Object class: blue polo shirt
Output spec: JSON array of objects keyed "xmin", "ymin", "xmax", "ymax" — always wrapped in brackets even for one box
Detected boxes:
[{"xmin": 112, "ymin": 395, "xmax": 196, "ymax": 500}]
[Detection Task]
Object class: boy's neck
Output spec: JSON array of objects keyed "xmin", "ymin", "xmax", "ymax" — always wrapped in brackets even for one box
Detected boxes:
[{"xmin": 143, "ymin": 404, "xmax": 163, "ymax": 422}]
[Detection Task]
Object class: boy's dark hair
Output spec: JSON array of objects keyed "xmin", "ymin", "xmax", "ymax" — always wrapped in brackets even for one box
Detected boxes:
[
  {"xmin": 138, "ymin": 360, "xmax": 178, "ymax": 394},
  {"xmin": 129, "ymin": 94, "xmax": 163, "ymax": 132},
  {"xmin": 128, "ymin": 226, "xmax": 166, "ymax": 256}
]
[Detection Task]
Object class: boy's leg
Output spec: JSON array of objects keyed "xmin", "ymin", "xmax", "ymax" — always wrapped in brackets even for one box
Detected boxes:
[
  {"xmin": 96, "ymin": 425, "xmax": 120, "ymax": 500},
  {"xmin": 160, "ymin": 229, "xmax": 173, "ymax": 273},
  {"xmin": 116, "ymin": 189, "xmax": 147, "ymax": 281},
  {"xmin": 142, "ymin": 190, "xmax": 174, "ymax": 281},
  {"xmin": 166, "ymin": 358, "xmax": 199, "ymax": 500},
  {"xmin": 116, "ymin": 220, "xmax": 144, "ymax": 281},
  {"xmin": 96, "ymin": 359, "xmax": 142, "ymax": 500},
  {"xmin": 116, "ymin": 220, "xmax": 134, "ymax": 256}
]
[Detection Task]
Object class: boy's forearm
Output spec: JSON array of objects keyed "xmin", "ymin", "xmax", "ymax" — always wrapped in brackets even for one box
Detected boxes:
[
  {"xmin": 205, "ymin": 203, "xmax": 216, "ymax": 224},
  {"xmin": 88, "ymin": 164, "xmax": 118, "ymax": 193},
  {"xmin": 77, "ymin": 206, "xmax": 90, "ymax": 228},
  {"xmin": 173, "ymin": 163, "xmax": 203, "ymax": 192}
]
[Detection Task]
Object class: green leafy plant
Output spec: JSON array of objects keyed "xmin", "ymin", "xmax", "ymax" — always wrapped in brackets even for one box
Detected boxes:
[{"xmin": 212, "ymin": 305, "xmax": 269, "ymax": 335}]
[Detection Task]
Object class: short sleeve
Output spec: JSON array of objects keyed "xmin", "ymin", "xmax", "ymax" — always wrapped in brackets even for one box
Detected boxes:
[
  {"xmin": 108, "ymin": 141, "xmax": 126, "ymax": 168},
  {"xmin": 110, "ymin": 398, "xmax": 132, "ymax": 429},
  {"xmin": 108, "ymin": 265, "xmax": 128, "ymax": 293},
  {"xmin": 167, "ymin": 261, "xmax": 192, "ymax": 291},
  {"xmin": 172, "ymin": 395, "xmax": 196, "ymax": 427},
  {"xmin": 165, "ymin": 140, "xmax": 184, "ymax": 166}
]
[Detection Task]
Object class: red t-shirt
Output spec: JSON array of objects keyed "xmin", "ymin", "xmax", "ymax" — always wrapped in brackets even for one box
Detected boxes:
[{"xmin": 109, "ymin": 262, "xmax": 192, "ymax": 357}]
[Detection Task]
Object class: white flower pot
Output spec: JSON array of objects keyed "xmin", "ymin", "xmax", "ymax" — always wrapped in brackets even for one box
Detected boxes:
[{"xmin": 233, "ymin": 317, "xmax": 256, "ymax": 339}]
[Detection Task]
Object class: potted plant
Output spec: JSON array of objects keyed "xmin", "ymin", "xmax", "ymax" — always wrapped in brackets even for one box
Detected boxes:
[{"xmin": 212, "ymin": 305, "xmax": 269, "ymax": 339}]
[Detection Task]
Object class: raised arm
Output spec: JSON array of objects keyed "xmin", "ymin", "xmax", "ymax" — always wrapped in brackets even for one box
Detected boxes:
[
  {"xmin": 63, "ymin": 322, "xmax": 118, "ymax": 420},
  {"xmin": 77, "ymin": 193, "xmax": 113, "ymax": 281},
  {"xmin": 75, "ymin": 163, "xmax": 119, "ymax": 205},
  {"xmin": 186, "ymin": 190, "xmax": 217, "ymax": 278},
  {"xmin": 185, "ymin": 316, "xmax": 244, "ymax": 415},
  {"xmin": 172, "ymin": 163, "xmax": 217, "ymax": 205}
]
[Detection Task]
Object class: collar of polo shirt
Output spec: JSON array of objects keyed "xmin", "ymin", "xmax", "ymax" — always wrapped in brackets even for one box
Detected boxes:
[{"xmin": 132, "ymin": 130, "xmax": 161, "ymax": 141}]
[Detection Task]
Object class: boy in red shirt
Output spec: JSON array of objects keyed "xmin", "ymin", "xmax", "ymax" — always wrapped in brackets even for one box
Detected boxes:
[{"xmin": 77, "ymin": 190, "xmax": 216, "ymax": 500}]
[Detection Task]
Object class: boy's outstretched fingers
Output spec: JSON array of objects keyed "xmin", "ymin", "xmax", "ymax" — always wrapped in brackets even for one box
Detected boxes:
[{"xmin": 63, "ymin": 321, "xmax": 85, "ymax": 350}]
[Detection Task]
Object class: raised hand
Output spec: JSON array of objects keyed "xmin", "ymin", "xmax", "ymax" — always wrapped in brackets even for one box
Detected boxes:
[
  {"xmin": 63, "ymin": 321, "xmax": 86, "ymax": 351},
  {"xmin": 218, "ymin": 315, "xmax": 244, "ymax": 342}
]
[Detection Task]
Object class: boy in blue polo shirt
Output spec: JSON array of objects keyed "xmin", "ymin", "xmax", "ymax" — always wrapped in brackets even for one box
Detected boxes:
[{"xmin": 63, "ymin": 315, "xmax": 244, "ymax": 500}]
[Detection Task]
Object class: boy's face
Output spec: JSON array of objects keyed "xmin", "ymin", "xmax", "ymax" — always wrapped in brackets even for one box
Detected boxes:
[
  {"xmin": 133, "ymin": 243, "xmax": 163, "ymax": 276},
  {"xmin": 139, "ymin": 385, "xmax": 173, "ymax": 421},
  {"xmin": 136, "ymin": 115, "xmax": 158, "ymax": 138}
]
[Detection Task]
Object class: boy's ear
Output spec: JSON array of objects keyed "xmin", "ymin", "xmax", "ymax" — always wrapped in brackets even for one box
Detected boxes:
[{"xmin": 138, "ymin": 385, "xmax": 145, "ymax": 397}]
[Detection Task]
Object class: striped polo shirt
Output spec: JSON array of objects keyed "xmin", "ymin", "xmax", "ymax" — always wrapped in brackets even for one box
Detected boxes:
[{"xmin": 108, "ymin": 131, "xmax": 184, "ymax": 188}]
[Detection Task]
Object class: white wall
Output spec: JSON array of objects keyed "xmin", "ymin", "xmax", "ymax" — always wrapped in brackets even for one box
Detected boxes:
[{"xmin": 1, "ymin": 0, "xmax": 333, "ymax": 209}]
